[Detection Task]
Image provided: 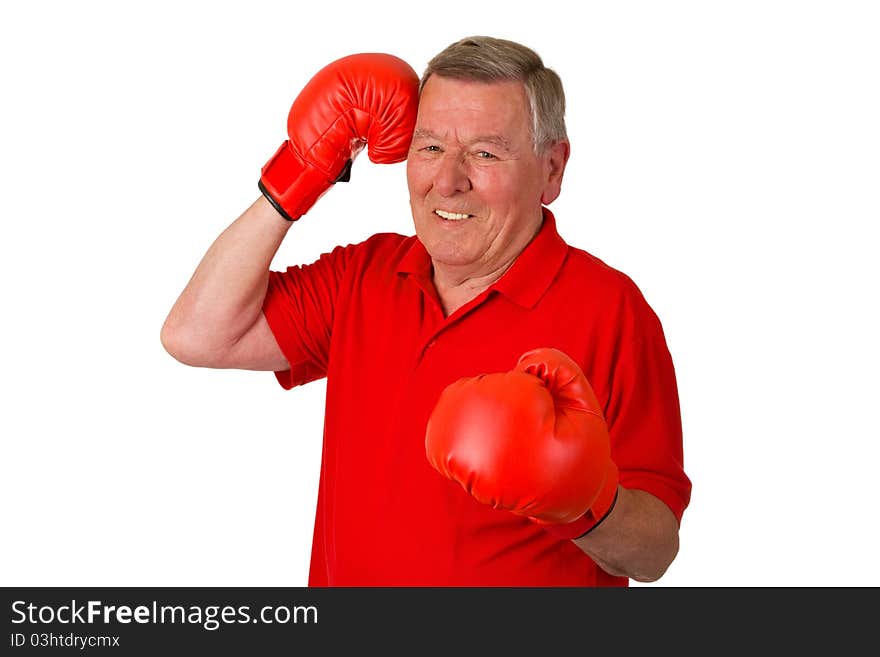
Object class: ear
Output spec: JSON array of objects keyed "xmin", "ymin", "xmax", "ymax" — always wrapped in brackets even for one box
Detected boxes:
[{"xmin": 540, "ymin": 140, "xmax": 570, "ymax": 205}]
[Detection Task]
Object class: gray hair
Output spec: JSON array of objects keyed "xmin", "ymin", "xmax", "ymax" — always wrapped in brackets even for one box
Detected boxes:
[{"xmin": 420, "ymin": 36, "xmax": 567, "ymax": 152}]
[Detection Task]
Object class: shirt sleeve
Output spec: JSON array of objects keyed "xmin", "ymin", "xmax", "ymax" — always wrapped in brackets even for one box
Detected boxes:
[
  {"xmin": 261, "ymin": 243, "xmax": 353, "ymax": 390},
  {"xmin": 604, "ymin": 289, "xmax": 693, "ymax": 525}
]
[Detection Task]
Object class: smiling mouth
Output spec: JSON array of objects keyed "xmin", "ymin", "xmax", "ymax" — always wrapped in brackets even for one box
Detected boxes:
[{"xmin": 434, "ymin": 209, "xmax": 472, "ymax": 221}]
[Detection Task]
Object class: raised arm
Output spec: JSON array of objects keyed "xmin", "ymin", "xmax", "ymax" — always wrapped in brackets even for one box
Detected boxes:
[{"xmin": 160, "ymin": 53, "xmax": 419, "ymax": 371}]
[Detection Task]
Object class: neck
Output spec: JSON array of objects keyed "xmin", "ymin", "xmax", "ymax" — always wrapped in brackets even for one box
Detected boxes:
[
  {"xmin": 432, "ymin": 258, "xmax": 517, "ymax": 317},
  {"xmin": 429, "ymin": 209, "xmax": 545, "ymax": 316}
]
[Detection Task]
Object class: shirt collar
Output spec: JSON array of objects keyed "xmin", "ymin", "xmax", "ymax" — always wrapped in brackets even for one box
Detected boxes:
[{"xmin": 396, "ymin": 207, "xmax": 569, "ymax": 309}]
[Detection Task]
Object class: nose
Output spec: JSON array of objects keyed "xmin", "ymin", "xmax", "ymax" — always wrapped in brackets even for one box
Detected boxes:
[{"xmin": 433, "ymin": 152, "xmax": 472, "ymax": 197}]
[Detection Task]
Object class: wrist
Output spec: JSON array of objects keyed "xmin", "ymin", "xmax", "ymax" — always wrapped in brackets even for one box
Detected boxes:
[
  {"xmin": 259, "ymin": 141, "xmax": 336, "ymax": 221},
  {"xmin": 539, "ymin": 462, "xmax": 620, "ymax": 540}
]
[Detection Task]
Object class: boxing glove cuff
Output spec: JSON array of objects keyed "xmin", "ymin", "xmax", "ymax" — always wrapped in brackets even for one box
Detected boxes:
[
  {"xmin": 259, "ymin": 141, "xmax": 340, "ymax": 221},
  {"xmin": 540, "ymin": 461, "xmax": 620, "ymax": 540}
]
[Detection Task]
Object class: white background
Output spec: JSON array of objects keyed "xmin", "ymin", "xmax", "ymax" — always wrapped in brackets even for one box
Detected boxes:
[{"xmin": 1, "ymin": 1, "xmax": 878, "ymax": 587}]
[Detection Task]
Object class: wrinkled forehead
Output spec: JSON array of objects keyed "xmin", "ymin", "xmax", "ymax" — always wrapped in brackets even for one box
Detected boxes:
[
  {"xmin": 415, "ymin": 76, "xmax": 532, "ymax": 142},
  {"xmin": 418, "ymin": 74, "xmax": 528, "ymax": 103}
]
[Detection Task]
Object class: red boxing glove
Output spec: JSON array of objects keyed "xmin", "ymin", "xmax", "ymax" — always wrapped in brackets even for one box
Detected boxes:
[
  {"xmin": 425, "ymin": 348, "xmax": 619, "ymax": 540},
  {"xmin": 259, "ymin": 53, "xmax": 419, "ymax": 221}
]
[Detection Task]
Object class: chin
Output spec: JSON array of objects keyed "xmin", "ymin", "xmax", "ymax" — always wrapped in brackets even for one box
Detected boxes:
[{"xmin": 415, "ymin": 218, "xmax": 478, "ymax": 265}]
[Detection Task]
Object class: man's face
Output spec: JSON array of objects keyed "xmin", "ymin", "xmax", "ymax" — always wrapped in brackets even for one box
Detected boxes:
[{"xmin": 407, "ymin": 75, "xmax": 567, "ymax": 273}]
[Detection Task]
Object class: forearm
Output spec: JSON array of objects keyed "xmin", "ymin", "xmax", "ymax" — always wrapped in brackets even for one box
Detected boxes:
[
  {"xmin": 573, "ymin": 487, "xmax": 680, "ymax": 583},
  {"xmin": 161, "ymin": 195, "xmax": 291, "ymax": 362}
]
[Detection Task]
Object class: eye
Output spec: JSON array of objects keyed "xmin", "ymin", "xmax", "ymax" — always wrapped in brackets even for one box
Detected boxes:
[
  {"xmin": 422, "ymin": 145, "xmax": 442, "ymax": 153},
  {"xmin": 475, "ymin": 150, "xmax": 497, "ymax": 160}
]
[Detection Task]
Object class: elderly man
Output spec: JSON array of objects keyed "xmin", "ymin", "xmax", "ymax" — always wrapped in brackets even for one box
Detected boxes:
[{"xmin": 161, "ymin": 36, "xmax": 691, "ymax": 586}]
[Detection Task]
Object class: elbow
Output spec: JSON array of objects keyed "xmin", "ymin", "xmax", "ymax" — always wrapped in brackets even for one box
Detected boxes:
[
  {"xmin": 630, "ymin": 567, "xmax": 669, "ymax": 584},
  {"xmin": 160, "ymin": 315, "xmax": 211, "ymax": 367},
  {"xmin": 160, "ymin": 316, "xmax": 189, "ymax": 365},
  {"xmin": 595, "ymin": 530, "xmax": 680, "ymax": 583},
  {"xmin": 161, "ymin": 312, "xmax": 248, "ymax": 369},
  {"xmin": 630, "ymin": 537, "xmax": 680, "ymax": 583}
]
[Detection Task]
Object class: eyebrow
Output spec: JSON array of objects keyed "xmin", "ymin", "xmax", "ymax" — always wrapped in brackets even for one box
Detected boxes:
[{"xmin": 412, "ymin": 129, "xmax": 513, "ymax": 151}]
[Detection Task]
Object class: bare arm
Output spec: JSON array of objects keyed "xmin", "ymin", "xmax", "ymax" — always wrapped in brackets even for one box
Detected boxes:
[
  {"xmin": 160, "ymin": 195, "xmax": 291, "ymax": 371},
  {"xmin": 573, "ymin": 487, "xmax": 680, "ymax": 583}
]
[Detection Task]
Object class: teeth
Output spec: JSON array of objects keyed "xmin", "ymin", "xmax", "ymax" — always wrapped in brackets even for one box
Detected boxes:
[{"xmin": 435, "ymin": 210, "xmax": 471, "ymax": 221}]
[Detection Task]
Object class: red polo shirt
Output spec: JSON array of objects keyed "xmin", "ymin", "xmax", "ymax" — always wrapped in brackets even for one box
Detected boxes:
[{"xmin": 262, "ymin": 208, "xmax": 691, "ymax": 586}]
